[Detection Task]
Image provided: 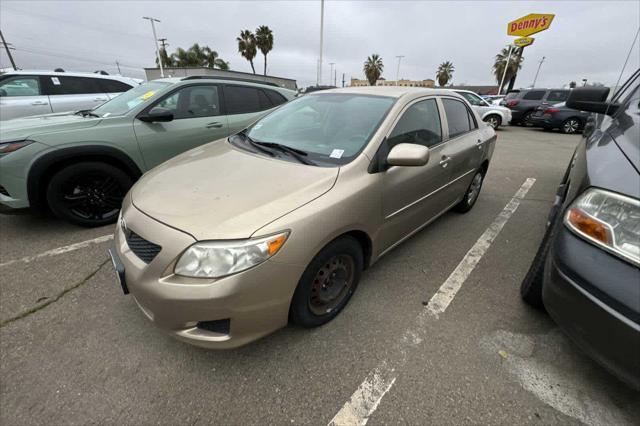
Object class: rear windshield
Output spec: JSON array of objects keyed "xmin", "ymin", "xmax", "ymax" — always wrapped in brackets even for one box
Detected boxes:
[{"xmin": 504, "ymin": 91, "xmax": 519, "ymax": 100}]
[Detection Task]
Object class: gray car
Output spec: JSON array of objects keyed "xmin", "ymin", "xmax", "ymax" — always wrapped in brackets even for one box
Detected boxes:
[
  {"xmin": 505, "ymin": 88, "xmax": 571, "ymax": 125},
  {"xmin": 0, "ymin": 71, "xmax": 141, "ymax": 120}
]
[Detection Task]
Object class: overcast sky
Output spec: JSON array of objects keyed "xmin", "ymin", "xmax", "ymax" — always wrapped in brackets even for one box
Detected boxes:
[{"xmin": 1, "ymin": 1, "xmax": 639, "ymax": 89}]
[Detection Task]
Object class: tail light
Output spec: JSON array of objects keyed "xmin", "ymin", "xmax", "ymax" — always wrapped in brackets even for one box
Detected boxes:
[
  {"xmin": 506, "ymin": 100, "xmax": 519, "ymax": 107},
  {"xmin": 543, "ymin": 108, "xmax": 560, "ymax": 114}
]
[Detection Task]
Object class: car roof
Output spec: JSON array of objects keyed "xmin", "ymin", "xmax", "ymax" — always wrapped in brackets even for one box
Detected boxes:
[
  {"xmin": 315, "ymin": 86, "xmax": 466, "ymax": 100},
  {"xmin": 149, "ymin": 76, "xmax": 296, "ymax": 94},
  {"xmin": 3, "ymin": 70, "xmax": 140, "ymax": 84}
]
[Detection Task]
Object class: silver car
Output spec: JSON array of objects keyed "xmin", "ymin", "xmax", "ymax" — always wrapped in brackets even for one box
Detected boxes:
[
  {"xmin": 455, "ymin": 90, "xmax": 512, "ymax": 129},
  {"xmin": 0, "ymin": 71, "xmax": 141, "ymax": 120}
]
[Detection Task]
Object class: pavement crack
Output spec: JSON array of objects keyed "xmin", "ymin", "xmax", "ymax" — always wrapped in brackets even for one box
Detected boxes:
[{"xmin": 0, "ymin": 258, "xmax": 110, "ymax": 328}]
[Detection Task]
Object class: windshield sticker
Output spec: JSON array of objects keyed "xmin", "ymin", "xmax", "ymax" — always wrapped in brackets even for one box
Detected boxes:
[
  {"xmin": 141, "ymin": 91, "xmax": 155, "ymax": 101},
  {"xmin": 51, "ymin": 77, "xmax": 61, "ymax": 85},
  {"xmin": 253, "ymin": 123, "xmax": 263, "ymax": 130},
  {"xmin": 329, "ymin": 149, "xmax": 344, "ymax": 159}
]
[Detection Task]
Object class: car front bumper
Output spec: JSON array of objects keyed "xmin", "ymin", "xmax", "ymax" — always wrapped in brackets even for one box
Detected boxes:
[
  {"xmin": 113, "ymin": 195, "xmax": 306, "ymax": 349},
  {"xmin": 0, "ymin": 171, "xmax": 29, "ymax": 209},
  {"xmin": 543, "ymin": 228, "xmax": 640, "ymax": 390}
]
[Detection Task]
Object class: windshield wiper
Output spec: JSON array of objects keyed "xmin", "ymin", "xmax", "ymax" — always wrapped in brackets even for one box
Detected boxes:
[
  {"xmin": 75, "ymin": 109, "xmax": 100, "ymax": 118},
  {"xmin": 236, "ymin": 130, "xmax": 275, "ymax": 157},
  {"xmin": 252, "ymin": 141, "xmax": 314, "ymax": 165}
]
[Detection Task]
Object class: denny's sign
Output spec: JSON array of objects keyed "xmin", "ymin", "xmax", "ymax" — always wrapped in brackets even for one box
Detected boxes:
[{"xmin": 508, "ymin": 14, "xmax": 555, "ymax": 37}]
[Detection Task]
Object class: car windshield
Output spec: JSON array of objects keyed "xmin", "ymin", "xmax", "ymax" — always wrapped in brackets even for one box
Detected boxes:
[
  {"xmin": 92, "ymin": 81, "xmax": 170, "ymax": 117},
  {"xmin": 244, "ymin": 93, "xmax": 395, "ymax": 165}
]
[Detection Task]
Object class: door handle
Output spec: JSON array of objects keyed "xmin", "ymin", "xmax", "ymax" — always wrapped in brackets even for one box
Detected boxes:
[
  {"xmin": 31, "ymin": 101, "xmax": 48, "ymax": 106},
  {"xmin": 206, "ymin": 122, "xmax": 223, "ymax": 128},
  {"xmin": 476, "ymin": 139, "xmax": 484, "ymax": 150},
  {"xmin": 439, "ymin": 156, "xmax": 451, "ymax": 168},
  {"xmin": 93, "ymin": 97, "xmax": 107, "ymax": 102}
]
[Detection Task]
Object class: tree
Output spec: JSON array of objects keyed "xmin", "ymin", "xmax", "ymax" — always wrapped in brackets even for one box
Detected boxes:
[
  {"xmin": 156, "ymin": 44, "xmax": 229, "ymax": 69},
  {"xmin": 436, "ymin": 61, "xmax": 455, "ymax": 87},
  {"xmin": 493, "ymin": 46, "xmax": 524, "ymax": 92},
  {"xmin": 363, "ymin": 54, "xmax": 383, "ymax": 85},
  {"xmin": 255, "ymin": 25, "xmax": 274, "ymax": 76},
  {"xmin": 237, "ymin": 30, "xmax": 257, "ymax": 74}
]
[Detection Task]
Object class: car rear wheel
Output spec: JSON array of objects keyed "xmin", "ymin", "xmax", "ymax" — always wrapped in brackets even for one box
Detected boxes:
[
  {"xmin": 561, "ymin": 118, "xmax": 581, "ymax": 134},
  {"xmin": 521, "ymin": 111, "xmax": 535, "ymax": 127},
  {"xmin": 484, "ymin": 114, "xmax": 502, "ymax": 129},
  {"xmin": 46, "ymin": 162, "xmax": 132, "ymax": 227},
  {"xmin": 290, "ymin": 236, "xmax": 363, "ymax": 327},
  {"xmin": 454, "ymin": 170, "xmax": 484, "ymax": 213}
]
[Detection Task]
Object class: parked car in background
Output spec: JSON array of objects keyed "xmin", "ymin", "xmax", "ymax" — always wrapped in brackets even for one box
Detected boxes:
[
  {"xmin": 0, "ymin": 71, "xmax": 141, "ymax": 120},
  {"xmin": 499, "ymin": 90, "xmax": 520, "ymax": 106},
  {"xmin": 0, "ymin": 77, "xmax": 296, "ymax": 226},
  {"xmin": 505, "ymin": 88, "xmax": 571, "ymax": 125},
  {"xmin": 454, "ymin": 90, "xmax": 512, "ymax": 129},
  {"xmin": 481, "ymin": 95, "xmax": 505, "ymax": 105},
  {"xmin": 110, "ymin": 86, "xmax": 496, "ymax": 348},
  {"xmin": 530, "ymin": 102, "xmax": 591, "ymax": 134},
  {"xmin": 521, "ymin": 69, "xmax": 640, "ymax": 389}
]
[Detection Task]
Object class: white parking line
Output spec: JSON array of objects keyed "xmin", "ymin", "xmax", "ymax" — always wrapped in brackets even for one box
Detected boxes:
[
  {"xmin": 328, "ymin": 178, "xmax": 536, "ymax": 426},
  {"xmin": 0, "ymin": 234, "xmax": 113, "ymax": 268}
]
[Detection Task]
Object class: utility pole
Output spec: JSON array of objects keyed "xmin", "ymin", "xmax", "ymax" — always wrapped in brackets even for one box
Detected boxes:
[
  {"xmin": 329, "ymin": 62, "xmax": 335, "ymax": 86},
  {"xmin": 317, "ymin": 0, "xmax": 324, "ymax": 86},
  {"xmin": 342, "ymin": 73, "xmax": 345, "ymax": 88},
  {"xmin": 498, "ymin": 45, "xmax": 513, "ymax": 95},
  {"xmin": 531, "ymin": 56, "xmax": 545, "ymax": 88},
  {"xmin": 115, "ymin": 60, "xmax": 121, "ymax": 74},
  {"xmin": 395, "ymin": 55, "xmax": 404, "ymax": 84},
  {"xmin": 143, "ymin": 16, "xmax": 164, "ymax": 77},
  {"xmin": 158, "ymin": 38, "xmax": 169, "ymax": 50},
  {"xmin": 334, "ymin": 68, "xmax": 337, "ymax": 86},
  {"xmin": 0, "ymin": 30, "xmax": 17, "ymax": 70}
]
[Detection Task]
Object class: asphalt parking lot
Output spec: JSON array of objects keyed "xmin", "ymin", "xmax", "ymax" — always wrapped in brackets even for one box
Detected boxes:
[{"xmin": 1, "ymin": 126, "xmax": 639, "ymax": 425}]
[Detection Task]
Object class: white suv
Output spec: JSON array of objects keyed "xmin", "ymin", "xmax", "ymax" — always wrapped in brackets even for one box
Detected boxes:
[
  {"xmin": 455, "ymin": 90, "xmax": 512, "ymax": 129},
  {"xmin": 0, "ymin": 71, "xmax": 141, "ymax": 121}
]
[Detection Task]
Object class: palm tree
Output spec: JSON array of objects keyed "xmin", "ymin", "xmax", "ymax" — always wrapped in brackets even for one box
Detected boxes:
[
  {"xmin": 237, "ymin": 30, "xmax": 257, "ymax": 74},
  {"xmin": 436, "ymin": 61, "xmax": 455, "ymax": 87},
  {"xmin": 363, "ymin": 54, "xmax": 383, "ymax": 86},
  {"xmin": 164, "ymin": 44, "xmax": 229, "ymax": 69},
  {"xmin": 493, "ymin": 46, "xmax": 523, "ymax": 92},
  {"xmin": 255, "ymin": 26, "xmax": 274, "ymax": 76},
  {"xmin": 202, "ymin": 46, "xmax": 229, "ymax": 70}
]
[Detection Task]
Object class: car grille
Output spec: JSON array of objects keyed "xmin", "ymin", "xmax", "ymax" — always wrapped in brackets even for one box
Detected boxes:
[
  {"xmin": 126, "ymin": 231, "xmax": 161, "ymax": 264},
  {"xmin": 0, "ymin": 185, "xmax": 9, "ymax": 197}
]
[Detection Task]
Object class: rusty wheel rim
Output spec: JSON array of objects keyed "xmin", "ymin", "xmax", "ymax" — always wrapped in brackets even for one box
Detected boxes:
[{"xmin": 308, "ymin": 254, "xmax": 355, "ymax": 315}]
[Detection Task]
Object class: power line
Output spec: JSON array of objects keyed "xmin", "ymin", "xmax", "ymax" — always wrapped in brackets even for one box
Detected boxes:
[{"xmin": 12, "ymin": 47, "xmax": 144, "ymax": 70}]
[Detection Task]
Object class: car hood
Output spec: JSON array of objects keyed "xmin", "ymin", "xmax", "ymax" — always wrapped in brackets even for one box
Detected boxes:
[
  {"xmin": 0, "ymin": 113, "xmax": 102, "ymax": 142},
  {"xmin": 131, "ymin": 140, "xmax": 340, "ymax": 241}
]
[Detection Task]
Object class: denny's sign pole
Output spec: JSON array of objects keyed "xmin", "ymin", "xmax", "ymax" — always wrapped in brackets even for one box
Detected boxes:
[{"xmin": 500, "ymin": 13, "xmax": 555, "ymax": 94}]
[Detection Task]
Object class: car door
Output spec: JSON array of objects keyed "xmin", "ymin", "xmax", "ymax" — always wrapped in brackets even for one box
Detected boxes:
[
  {"xmin": 379, "ymin": 97, "xmax": 455, "ymax": 252},
  {"xmin": 222, "ymin": 85, "xmax": 277, "ymax": 134},
  {"xmin": 45, "ymin": 76, "xmax": 109, "ymax": 113},
  {"xmin": 133, "ymin": 84, "xmax": 229, "ymax": 169},
  {"xmin": 0, "ymin": 75, "xmax": 52, "ymax": 120},
  {"xmin": 439, "ymin": 97, "xmax": 484, "ymax": 197}
]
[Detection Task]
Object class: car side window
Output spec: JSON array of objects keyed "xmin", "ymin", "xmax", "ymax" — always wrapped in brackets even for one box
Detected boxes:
[
  {"xmin": 522, "ymin": 90, "xmax": 546, "ymax": 100},
  {"xmin": 223, "ymin": 86, "xmax": 271, "ymax": 114},
  {"xmin": 387, "ymin": 99, "xmax": 442, "ymax": 149},
  {"xmin": 0, "ymin": 76, "xmax": 41, "ymax": 97},
  {"xmin": 45, "ymin": 76, "xmax": 104, "ymax": 95},
  {"xmin": 442, "ymin": 98, "xmax": 474, "ymax": 138},
  {"xmin": 265, "ymin": 89, "xmax": 287, "ymax": 106},
  {"xmin": 457, "ymin": 92, "xmax": 483, "ymax": 106},
  {"xmin": 99, "ymin": 79, "xmax": 133, "ymax": 93},
  {"xmin": 546, "ymin": 90, "xmax": 569, "ymax": 102},
  {"xmin": 156, "ymin": 85, "xmax": 220, "ymax": 119}
]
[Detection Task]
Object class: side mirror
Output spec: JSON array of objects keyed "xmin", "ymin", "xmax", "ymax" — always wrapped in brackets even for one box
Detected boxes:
[
  {"xmin": 387, "ymin": 143, "xmax": 430, "ymax": 167},
  {"xmin": 139, "ymin": 107, "xmax": 174, "ymax": 123},
  {"xmin": 566, "ymin": 87, "xmax": 617, "ymax": 115}
]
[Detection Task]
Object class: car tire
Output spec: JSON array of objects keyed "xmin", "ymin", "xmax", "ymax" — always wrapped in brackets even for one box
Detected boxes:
[
  {"xmin": 46, "ymin": 162, "xmax": 133, "ymax": 227},
  {"xmin": 561, "ymin": 118, "xmax": 581, "ymax": 134},
  {"xmin": 521, "ymin": 111, "xmax": 535, "ymax": 127},
  {"xmin": 519, "ymin": 222, "xmax": 554, "ymax": 310},
  {"xmin": 484, "ymin": 114, "xmax": 502, "ymax": 129},
  {"xmin": 290, "ymin": 236, "xmax": 364, "ymax": 327},
  {"xmin": 454, "ymin": 170, "xmax": 484, "ymax": 213}
]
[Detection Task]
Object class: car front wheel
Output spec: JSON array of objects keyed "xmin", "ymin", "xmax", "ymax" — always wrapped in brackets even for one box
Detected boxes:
[
  {"xmin": 46, "ymin": 162, "xmax": 133, "ymax": 227},
  {"xmin": 290, "ymin": 236, "xmax": 363, "ymax": 327}
]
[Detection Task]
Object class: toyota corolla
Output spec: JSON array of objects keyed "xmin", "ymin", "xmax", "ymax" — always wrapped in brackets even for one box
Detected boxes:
[{"xmin": 110, "ymin": 87, "xmax": 496, "ymax": 348}]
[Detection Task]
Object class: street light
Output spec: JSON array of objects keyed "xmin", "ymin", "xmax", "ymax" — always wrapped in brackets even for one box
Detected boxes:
[
  {"xmin": 395, "ymin": 55, "xmax": 404, "ymax": 84},
  {"xmin": 143, "ymin": 16, "xmax": 164, "ymax": 78},
  {"xmin": 317, "ymin": 0, "xmax": 325, "ymax": 86}
]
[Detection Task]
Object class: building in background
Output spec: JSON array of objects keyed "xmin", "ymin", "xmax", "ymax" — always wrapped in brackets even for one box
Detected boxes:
[
  {"xmin": 350, "ymin": 78, "xmax": 435, "ymax": 87},
  {"xmin": 144, "ymin": 67, "xmax": 297, "ymax": 90}
]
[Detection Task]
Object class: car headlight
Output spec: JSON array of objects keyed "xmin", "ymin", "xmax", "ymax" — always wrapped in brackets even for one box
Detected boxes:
[
  {"xmin": 564, "ymin": 188, "xmax": 640, "ymax": 266},
  {"xmin": 0, "ymin": 139, "xmax": 33, "ymax": 156},
  {"xmin": 174, "ymin": 231, "xmax": 289, "ymax": 278}
]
